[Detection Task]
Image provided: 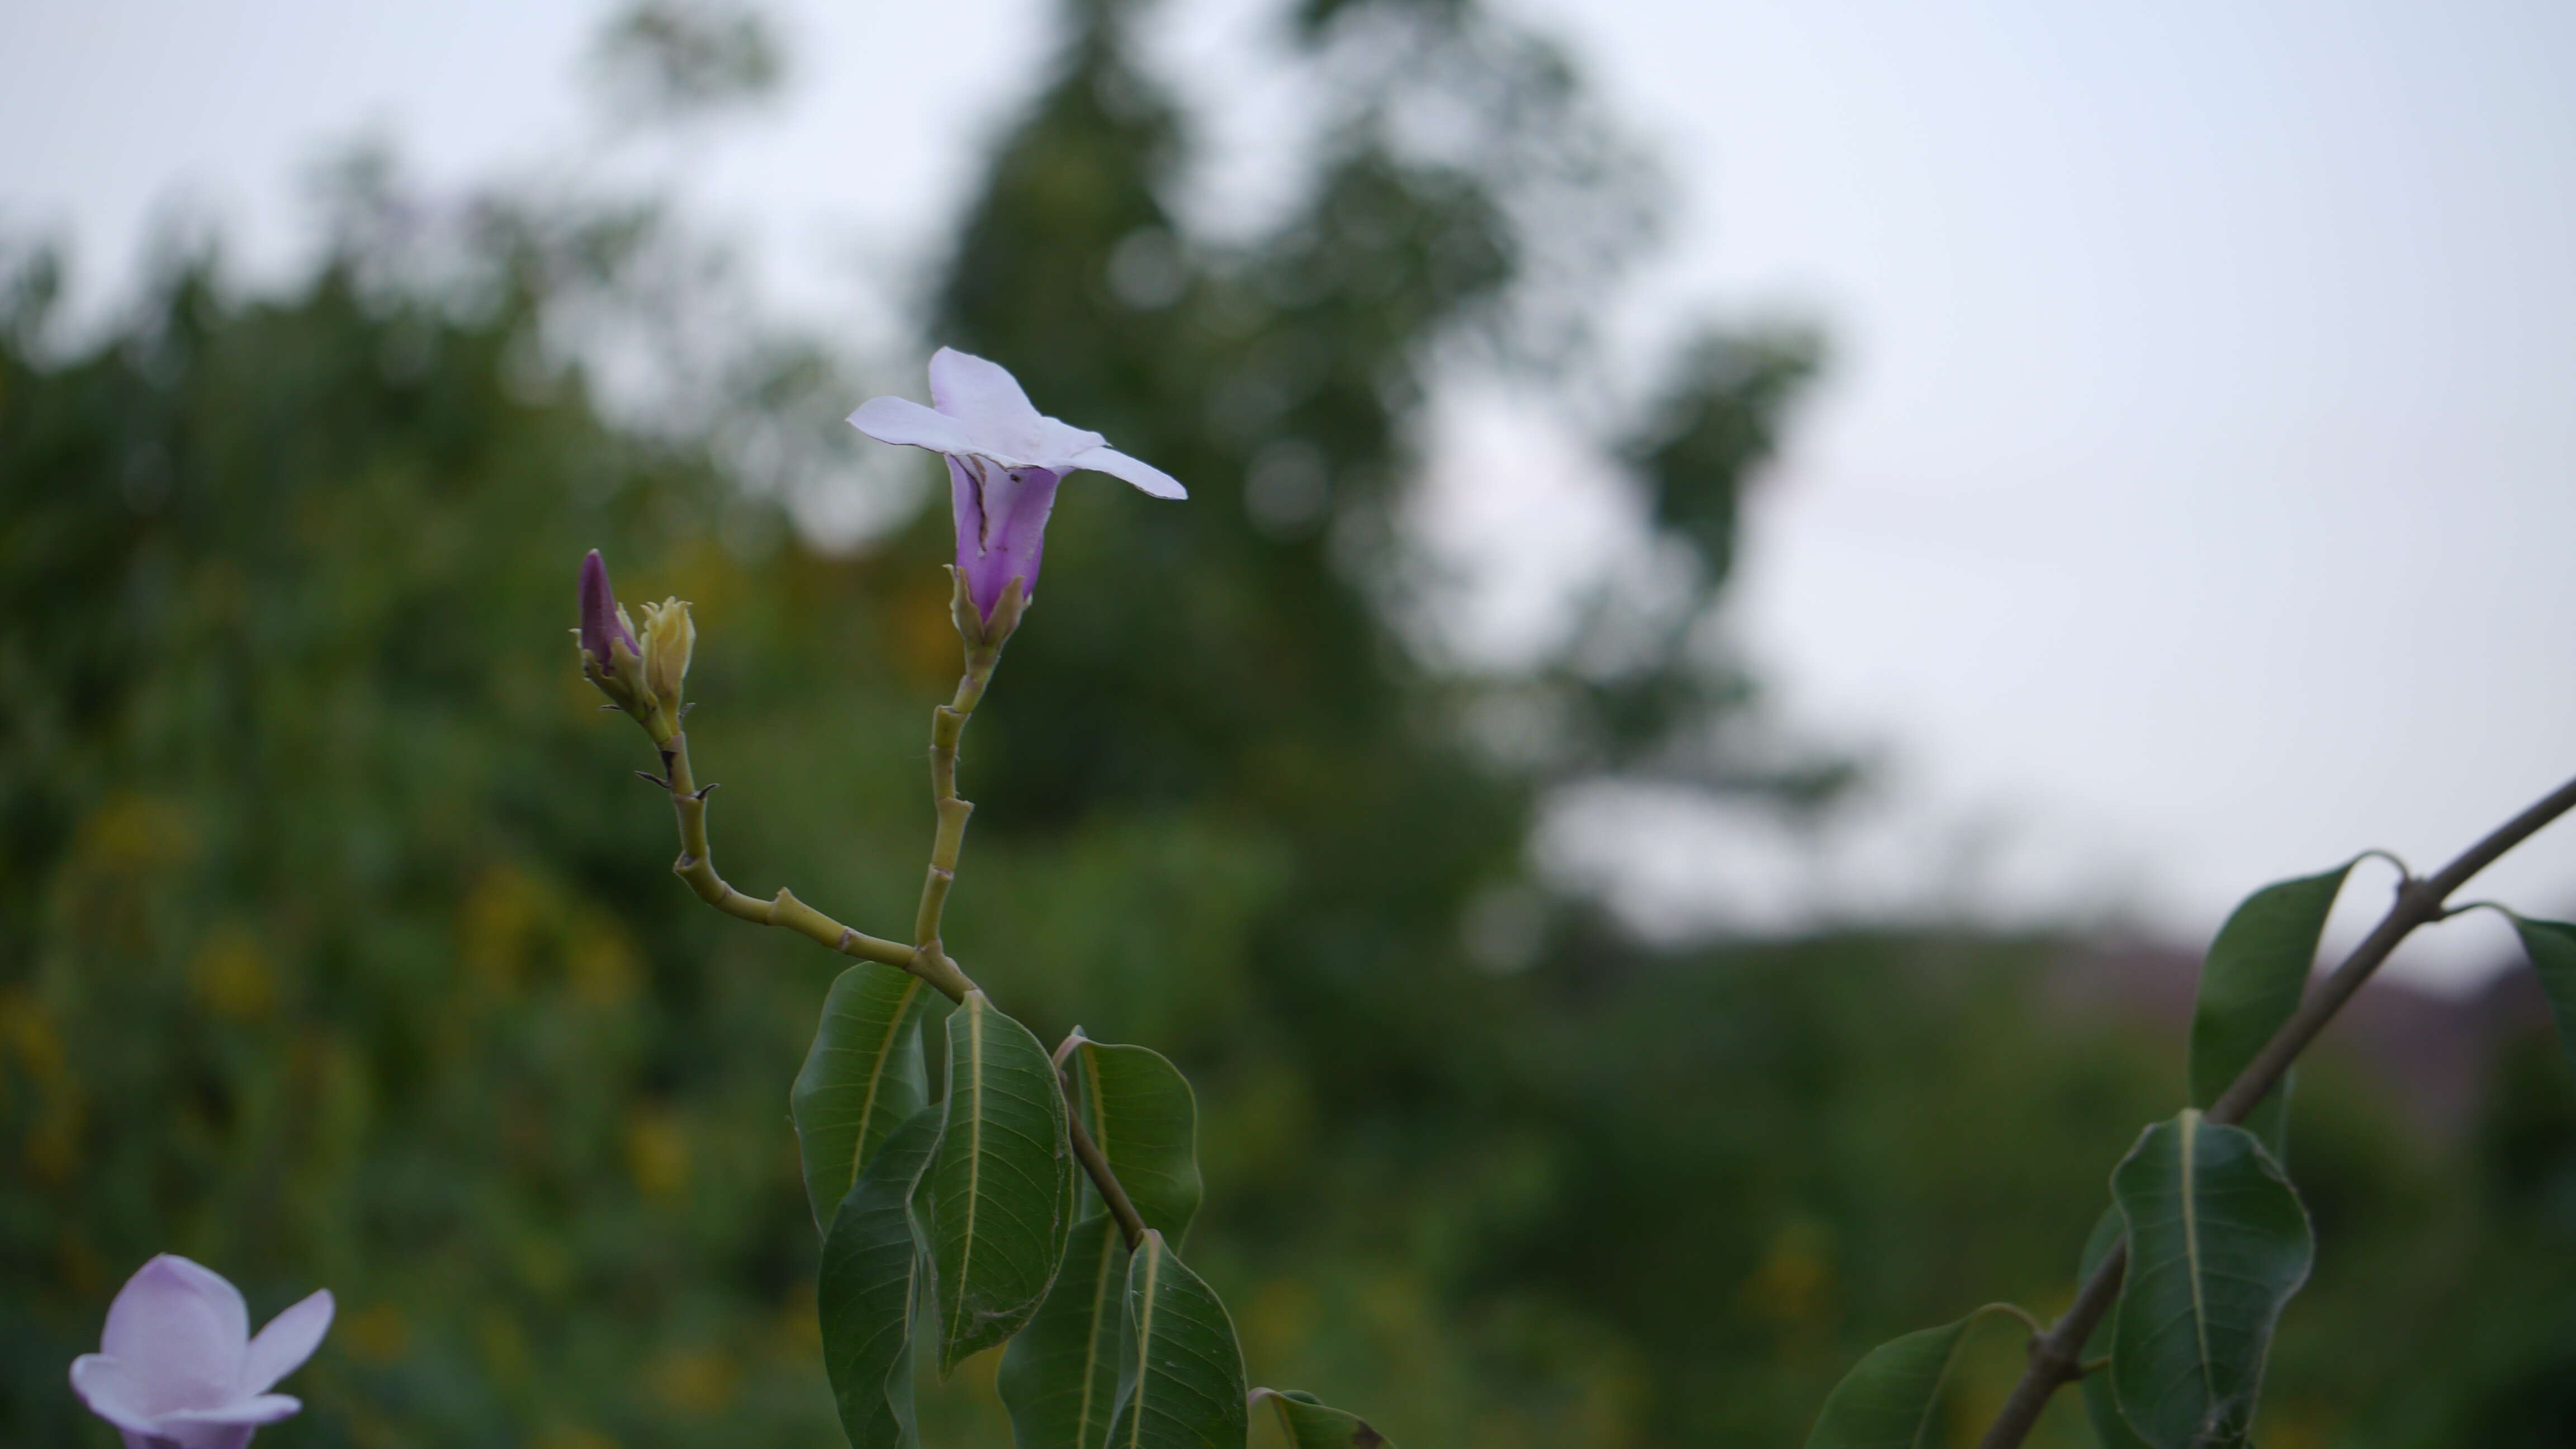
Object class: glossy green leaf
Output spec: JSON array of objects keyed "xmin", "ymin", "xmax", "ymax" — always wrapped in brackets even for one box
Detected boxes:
[
  {"xmin": 1108, "ymin": 1229, "xmax": 1248, "ymax": 1449},
  {"xmin": 2187, "ymin": 863, "xmax": 2350, "ymax": 1152},
  {"xmin": 927, "ymin": 990, "xmax": 1076, "ymax": 1374},
  {"xmin": 999, "ymin": 1214, "xmax": 1129, "ymax": 1449},
  {"xmin": 2108, "ymin": 1111, "xmax": 2314, "ymax": 1449},
  {"xmin": 1066, "ymin": 1035, "xmax": 1203, "ymax": 1242},
  {"xmin": 818, "ymin": 1106, "xmax": 941, "ymax": 1449},
  {"xmin": 2076, "ymin": 1207, "xmax": 2152, "ymax": 1449},
  {"xmin": 1252, "ymin": 1388, "xmax": 1394, "ymax": 1447},
  {"xmin": 793, "ymin": 963, "xmax": 935, "ymax": 1232},
  {"xmin": 1001, "ymin": 1035, "xmax": 1201, "ymax": 1446},
  {"xmin": 1801, "ymin": 1303, "xmax": 2018, "ymax": 1449},
  {"xmin": 2507, "ymin": 915, "xmax": 2576, "ymax": 1074}
]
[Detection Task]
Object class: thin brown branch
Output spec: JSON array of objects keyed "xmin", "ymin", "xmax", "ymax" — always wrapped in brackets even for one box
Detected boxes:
[
  {"xmin": 650, "ymin": 728, "xmax": 949, "ymax": 985},
  {"xmin": 1066, "ymin": 1100, "xmax": 1151, "ymax": 1252},
  {"xmin": 1974, "ymin": 771, "xmax": 2576, "ymax": 1449},
  {"xmin": 638, "ymin": 611, "xmax": 1154, "ymax": 1258},
  {"xmin": 1049, "ymin": 1030, "xmax": 1154, "ymax": 1252}
]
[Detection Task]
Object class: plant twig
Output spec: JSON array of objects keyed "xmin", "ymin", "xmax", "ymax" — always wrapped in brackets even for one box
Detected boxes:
[
  {"xmin": 650, "ymin": 727, "xmax": 939, "ymax": 981},
  {"xmin": 1048, "ymin": 1030, "xmax": 1154, "ymax": 1252},
  {"xmin": 1974, "ymin": 771, "xmax": 2576, "ymax": 1449},
  {"xmin": 631, "ymin": 611, "xmax": 1157, "ymax": 1257},
  {"xmin": 1066, "ymin": 1100, "xmax": 1152, "ymax": 1251},
  {"xmin": 906, "ymin": 634, "xmax": 1001, "ymax": 1004}
]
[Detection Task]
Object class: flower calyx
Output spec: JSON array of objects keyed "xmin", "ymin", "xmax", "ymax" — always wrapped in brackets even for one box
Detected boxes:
[{"xmin": 948, "ymin": 564, "xmax": 1028, "ymax": 653}]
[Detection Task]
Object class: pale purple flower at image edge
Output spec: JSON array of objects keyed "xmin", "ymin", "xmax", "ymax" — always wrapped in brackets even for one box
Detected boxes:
[
  {"xmin": 849, "ymin": 347, "xmax": 1186, "ymax": 624},
  {"xmin": 70, "ymin": 1254, "xmax": 334, "ymax": 1449}
]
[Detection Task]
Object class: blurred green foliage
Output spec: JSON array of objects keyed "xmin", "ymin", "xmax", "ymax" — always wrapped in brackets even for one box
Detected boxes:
[{"xmin": 4, "ymin": 0, "xmax": 2573, "ymax": 1445}]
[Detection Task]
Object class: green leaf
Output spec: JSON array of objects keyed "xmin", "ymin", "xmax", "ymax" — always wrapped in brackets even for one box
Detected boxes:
[
  {"xmin": 2108, "ymin": 1110, "xmax": 2314, "ymax": 1449},
  {"xmin": 792, "ymin": 963, "xmax": 935, "ymax": 1232},
  {"xmin": 1252, "ymin": 1388, "xmax": 1394, "ymax": 1448},
  {"xmin": 1067, "ymin": 1034, "xmax": 1202, "ymax": 1242},
  {"xmin": 2507, "ymin": 915, "xmax": 2576, "ymax": 1074},
  {"xmin": 1001, "ymin": 1035, "xmax": 1204, "ymax": 1446},
  {"xmin": 1108, "ymin": 1229, "xmax": 1249, "ymax": 1449},
  {"xmin": 2187, "ymin": 863, "xmax": 2351, "ymax": 1152},
  {"xmin": 1801, "ymin": 1303, "xmax": 2018, "ymax": 1449},
  {"xmin": 998, "ymin": 1214, "xmax": 1129, "ymax": 1449},
  {"xmin": 818, "ymin": 1105, "xmax": 941, "ymax": 1449},
  {"xmin": 1000, "ymin": 1036, "xmax": 1201, "ymax": 1446},
  {"xmin": 2076, "ymin": 1207, "xmax": 2152, "ymax": 1449},
  {"xmin": 927, "ymin": 989, "xmax": 1077, "ymax": 1374}
]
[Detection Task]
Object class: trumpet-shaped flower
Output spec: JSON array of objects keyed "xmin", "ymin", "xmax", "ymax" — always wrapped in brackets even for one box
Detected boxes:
[
  {"xmin": 70, "ymin": 1255, "xmax": 334, "ymax": 1449},
  {"xmin": 849, "ymin": 348, "xmax": 1186, "ymax": 626}
]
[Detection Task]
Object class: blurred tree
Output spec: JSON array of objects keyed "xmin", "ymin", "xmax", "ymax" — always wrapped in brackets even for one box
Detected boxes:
[
  {"xmin": 3, "ymin": 1, "xmax": 2566, "ymax": 1446},
  {"xmin": 590, "ymin": 0, "xmax": 785, "ymax": 126}
]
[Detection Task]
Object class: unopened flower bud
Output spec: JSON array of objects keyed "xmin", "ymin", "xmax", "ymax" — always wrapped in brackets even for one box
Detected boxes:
[
  {"xmin": 638, "ymin": 597, "xmax": 695, "ymax": 717},
  {"xmin": 575, "ymin": 550, "xmax": 648, "ymax": 714}
]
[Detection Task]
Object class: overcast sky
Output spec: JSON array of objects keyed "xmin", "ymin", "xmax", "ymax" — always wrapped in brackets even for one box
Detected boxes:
[{"xmin": 6, "ymin": 0, "xmax": 2573, "ymax": 985}]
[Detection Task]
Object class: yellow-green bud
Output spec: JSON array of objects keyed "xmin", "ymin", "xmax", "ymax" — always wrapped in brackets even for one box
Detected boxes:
[{"xmin": 638, "ymin": 597, "xmax": 695, "ymax": 718}]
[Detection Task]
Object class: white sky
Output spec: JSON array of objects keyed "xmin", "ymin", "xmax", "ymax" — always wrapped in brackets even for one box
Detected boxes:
[{"xmin": 6, "ymin": 0, "xmax": 2573, "ymax": 985}]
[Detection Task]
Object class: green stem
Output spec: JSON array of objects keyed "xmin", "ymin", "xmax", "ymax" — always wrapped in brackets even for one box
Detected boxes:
[
  {"xmin": 618, "ymin": 585, "xmax": 1152, "ymax": 1247},
  {"xmin": 650, "ymin": 724, "xmax": 970, "ymax": 998},
  {"xmin": 908, "ymin": 637, "xmax": 1001, "ymax": 996}
]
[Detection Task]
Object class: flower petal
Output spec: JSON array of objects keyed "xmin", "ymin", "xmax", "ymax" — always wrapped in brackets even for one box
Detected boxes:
[
  {"xmin": 157, "ymin": 1394, "xmax": 304, "ymax": 1427},
  {"xmin": 927, "ymin": 347, "xmax": 1044, "ymax": 429},
  {"xmin": 240, "ymin": 1291, "xmax": 333, "ymax": 1395},
  {"xmin": 71, "ymin": 1355, "xmax": 160, "ymax": 1432},
  {"xmin": 153, "ymin": 1395, "xmax": 300, "ymax": 1449},
  {"xmin": 849, "ymin": 396, "xmax": 987, "ymax": 456},
  {"xmin": 948, "ymin": 458, "xmax": 1064, "ymax": 622},
  {"xmin": 1025, "ymin": 415, "xmax": 1110, "ymax": 467},
  {"xmin": 1066, "ymin": 445, "xmax": 1188, "ymax": 500},
  {"xmin": 100, "ymin": 1257, "xmax": 248, "ymax": 1405},
  {"xmin": 948, "ymin": 453, "xmax": 983, "ymax": 550},
  {"xmin": 925, "ymin": 349, "xmax": 1107, "ymax": 463}
]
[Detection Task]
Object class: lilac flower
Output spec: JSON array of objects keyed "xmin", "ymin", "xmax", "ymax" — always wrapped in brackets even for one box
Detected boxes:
[
  {"xmin": 849, "ymin": 348, "xmax": 1186, "ymax": 626},
  {"xmin": 70, "ymin": 1255, "xmax": 334, "ymax": 1449}
]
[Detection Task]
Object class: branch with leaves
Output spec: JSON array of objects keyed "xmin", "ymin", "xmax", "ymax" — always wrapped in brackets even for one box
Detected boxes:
[
  {"xmin": 577, "ymin": 349, "xmax": 2576, "ymax": 1449},
  {"xmin": 1802, "ymin": 775, "xmax": 2576, "ymax": 1449},
  {"xmin": 579, "ymin": 349, "xmax": 1393, "ymax": 1449}
]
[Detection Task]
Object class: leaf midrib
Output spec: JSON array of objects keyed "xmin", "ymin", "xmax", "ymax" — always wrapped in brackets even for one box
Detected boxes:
[
  {"xmin": 1076, "ymin": 1218, "xmax": 1119, "ymax": 1438},
  {"xmin": 1083, "ymin": 1044, "xmax": 1113, "ymax": 1174},
  {"xmin": 847, "ymin": 976, "xmax": 924, "ymax": 1197},
  {"xmin": 1079, "ymin": 1045, "xmax": 1120, "ymax": 1438},
  {"xmin": 2181, "ymin": 1111, "xmax": 2215, "ymax": 1395},
  {"xmin": 1125, "ymin": 1236, "xmax": 1163, "ymax": 1449},
  {"xmin": 949, "ymin": 995, "xmax": 987, "ymax": 1346}
]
